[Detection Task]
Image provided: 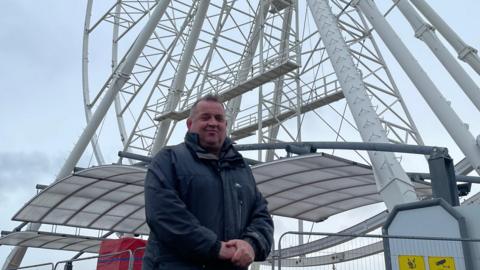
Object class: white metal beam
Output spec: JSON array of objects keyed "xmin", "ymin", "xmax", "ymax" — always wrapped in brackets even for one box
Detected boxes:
[
  {"xmin": 409, "ymin": 0, "xmax": 480, "ymax": 75},
  {"xmin": 151, "ymin": 0, "xmax": 211, "ymax": 154},
  {"xmin": 266, "ymin": 5, "xmax": 294, "ymax": 161},
  {"xmin": 395, "ymin": 0, "xmax": 480, "ymax": 112},
  {"xmin": 226, "ymin": 0, "xmax": 270, "ymax": 133},
  {"xmin": 353, "ymin": 0, "xmax": 480, "ymax": 176},
  {"xmin": 82, "ymin": 0, "xmax": 105, "ymax": 165},
  {"xmin": 307, "ymin": 0, "xmax": 418, "ymax": 210}
]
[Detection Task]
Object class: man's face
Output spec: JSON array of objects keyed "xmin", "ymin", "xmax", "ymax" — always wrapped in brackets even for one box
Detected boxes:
[{"xmin": 187, "ymin": 100, "xmax": 227, "ymax": 154}]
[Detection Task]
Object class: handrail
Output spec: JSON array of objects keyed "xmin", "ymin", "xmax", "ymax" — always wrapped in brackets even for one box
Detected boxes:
[
  {"xmin": 53, "ymin": 249, "xmax": 134, "ymax": 270},
  {"xmin": 6, "ymin": 262, "xmax": 54, "ymax": 270}
]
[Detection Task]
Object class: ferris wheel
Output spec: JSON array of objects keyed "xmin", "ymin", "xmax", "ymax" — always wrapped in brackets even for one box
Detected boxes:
[
  {"xmin": 4, "ymin": 0, "xmax": 480, "ymax": 268},
  {"xmin": 78, "ymin": 0, "xmax": 480, "ymax": 203},
  {"xmin": 83, "ymin": 0, "xmax": 421, "ymax": 160}
]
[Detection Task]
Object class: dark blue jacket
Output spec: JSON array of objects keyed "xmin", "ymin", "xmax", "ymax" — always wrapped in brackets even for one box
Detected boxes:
[{"xmin": 143, "ymin": 133, "xmax": 273, "ymax": 270}]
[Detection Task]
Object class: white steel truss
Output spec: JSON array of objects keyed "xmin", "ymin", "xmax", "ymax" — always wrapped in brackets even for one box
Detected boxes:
[{"xmin": 82, "ymin": 0, "xmax": 425, "ymax": 165}]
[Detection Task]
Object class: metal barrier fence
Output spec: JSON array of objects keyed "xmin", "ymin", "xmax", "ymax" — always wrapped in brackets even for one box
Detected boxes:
[
  {"xmin": 7, "ymin": 234, "xmax": 480, "ymax": 270},
  {"xmin": 6, "ymin": 262, "xmax": 54, "ymax": 270},
  {"xmin": 54, "ymin": 249, "xmax": 134, "ymax": 270},
  {"xmin": 6, "ymin": 246, "xmax": 147, "ymax": 270},
  {"xmin": 258, "ymin": 231, "xmax": 480, "ymax": 270}
]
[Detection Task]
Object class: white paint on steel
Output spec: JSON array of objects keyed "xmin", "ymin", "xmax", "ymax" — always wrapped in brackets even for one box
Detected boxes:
[
  {"xmin": 354, "ymin": 0, "xmax": 480, "ymax": 175},
  {"xmin": 266, "ymin": 5, "xmax": 294, "ymax": 162},
  {"xmin": 82, "ymin": 0, "xmax": 105, "ymax": 165},
  {"xmin": 225, "ymin": 1, "xmax": 270, "ymax": 134},
  {"xmin": 151, "ymin": 0, "xmax": 211, "ymax": 154},
  {"xmin": 58, "ymin": 0, "xmax": 171, "ymax": 178},
  {"xmin": 395, "ymin": 0, "xmax": 480, "ymax": 112},
  {"xmin": 112, "ymin": 3, "xmax": 132, "ymax": 157},
  {"xmin": 307, "ymin": 0, "xmax": 418, "ymax": 210},
  {"xmin": 409, "ymin": 0, "xmax": 480, "ymax": 75}
]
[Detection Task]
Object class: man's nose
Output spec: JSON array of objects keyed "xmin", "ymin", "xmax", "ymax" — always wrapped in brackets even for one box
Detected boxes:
[{"xmin": 207, "ymin": 117, "xmax": 218, "ymax": 125}]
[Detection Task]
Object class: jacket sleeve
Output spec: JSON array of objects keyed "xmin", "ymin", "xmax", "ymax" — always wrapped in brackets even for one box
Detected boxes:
[
  {"xmin": 144, "ymin": 149, "xmax": 221, "ymax": 261},
  {"xmin": 241, "ymin": 166, "xmax": 274, "ymax": 261}
]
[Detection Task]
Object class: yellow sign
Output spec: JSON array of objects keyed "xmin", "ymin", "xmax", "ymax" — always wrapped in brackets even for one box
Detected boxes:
[
  {"xmin": 398, "ymin": 255, "xmax": 426, "ymax": 270},
  {"xmin": 428, "ymin": 256, "xmax": 456, "ymax": 270}
]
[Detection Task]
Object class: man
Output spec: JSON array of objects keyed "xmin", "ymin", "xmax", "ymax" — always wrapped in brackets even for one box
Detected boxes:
[{"xmin": 143, "ymin": 94, "xmax": 274, "ymax": 270}]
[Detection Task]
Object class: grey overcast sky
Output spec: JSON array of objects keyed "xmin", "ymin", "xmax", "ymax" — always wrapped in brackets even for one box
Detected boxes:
[{"xmin": 1, "ymin": 0, "xmax": 480, "ymax": 265}]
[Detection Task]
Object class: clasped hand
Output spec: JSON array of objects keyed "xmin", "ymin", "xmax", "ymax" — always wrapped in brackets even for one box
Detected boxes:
[{"xmin": 219, "ymin": 239, "xmax": 254, "ymax": 268}]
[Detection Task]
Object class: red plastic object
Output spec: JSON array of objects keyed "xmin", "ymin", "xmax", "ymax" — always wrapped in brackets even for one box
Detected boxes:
[{"xmin": 96, "ymin": 238, "xmax": 147, "ymax": 270}]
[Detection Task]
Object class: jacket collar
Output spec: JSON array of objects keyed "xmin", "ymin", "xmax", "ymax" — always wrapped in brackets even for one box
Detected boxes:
[{"xmin": 184, "ymin": 132, "xmax": 242, "ymax": 162}]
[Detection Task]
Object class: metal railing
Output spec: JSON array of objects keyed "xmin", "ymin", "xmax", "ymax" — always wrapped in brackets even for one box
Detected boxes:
[
  {"xmin": 266, "ymin": 231, "xmax": 480, "ymax": 270},
  {"xmin": 6, "ymin": 262, "xmax": 54, "ymax": 270},
  {"xmin": 54, "ymin": 249, "xmax": 133, "ymax": 270}
]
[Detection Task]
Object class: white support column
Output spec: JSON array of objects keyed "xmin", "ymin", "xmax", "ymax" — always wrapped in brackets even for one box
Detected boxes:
[
  {"xmin": 226, "ymin": 0, "xmax": 270, "ymax": 133},
  {"xmin": 58, "ymin": 0, "xmax": 171, "ymax": 179},
  {"xmin": 395, "ymin": 0, "xmax": 480, "ymax": 112},
  {"xmin": 353, "ymin": 0, "xmax": 480, "ymax": 175},
  {"xmin": 266, "ymin": 5, "xmax": 293, "ymax": 162},
  {"xmin": 409, "ymin": 0, "xmax": 480, "ymax": 75},
  {"xmin": 307, "ymin": 0, "xmax": 418, "ymax": 209},
  {"xmin": 151, "ymin": 0, "xmax": 210, "ymax": 154}
]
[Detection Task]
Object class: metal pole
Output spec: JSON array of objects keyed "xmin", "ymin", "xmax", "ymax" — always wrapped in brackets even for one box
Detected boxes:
[
  {"xmin": 428, "ymin": 148, "xmax": 460, "ymax": 206},
  {"xmin": 266, "ymin": 4, "xmax": 293, "ymax": 161},
  {"xmin": 58, "ymin": 0, "xmax": 171, "ymax": 179},
  {"xmin": 409, "ymin": 0, "xmax": 480, "ymax": 75},
  {"xmin": 307, "ymin": 0, "xmax": 418, "ymax": 210},
  {"xmin": 82, "ymin": 0, "xmax": 105, "ymax": 165},
  {"xmin": 395, "ymin": 0, "xmax": 480, "ymax": 112},
  {"xmin": 151, "ymin": 0, "xmax": 211, "ymax": 153},
  {"xmin": 353, "ymin": 0, "xmax": 480, "ymax": 176},
  {"xmin": 225, "ymin": 0, "xmax": 270, "ymax": 133},
  {"xmin": 63, "ymin": 262, "xmax": 72, "ymax": 270},
  {"xmin": 121, "ymin": 141, "xmax": 441, "ymax": 159}
]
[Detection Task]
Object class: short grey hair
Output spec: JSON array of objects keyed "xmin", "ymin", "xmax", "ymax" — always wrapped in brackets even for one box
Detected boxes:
[{"xmin": 189, "ymin": 94, "xmax": 224, "ymax": 118}]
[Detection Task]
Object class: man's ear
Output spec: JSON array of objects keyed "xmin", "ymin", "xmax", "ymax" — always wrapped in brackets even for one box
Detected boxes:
[{"xmin": 186, "ymin": 117, "xmax": 192, "ymax": 130}]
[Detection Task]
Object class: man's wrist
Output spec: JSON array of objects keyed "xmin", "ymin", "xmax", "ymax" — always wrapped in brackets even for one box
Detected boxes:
[{"xmin": 242, "ymin": 237, "xmax": 258, "ymax": 260}]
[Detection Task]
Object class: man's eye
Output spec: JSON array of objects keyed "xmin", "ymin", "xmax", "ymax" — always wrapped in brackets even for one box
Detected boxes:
[{"xmin": 215, "ymin": 116, "xmax": 225, "ymax": 122}]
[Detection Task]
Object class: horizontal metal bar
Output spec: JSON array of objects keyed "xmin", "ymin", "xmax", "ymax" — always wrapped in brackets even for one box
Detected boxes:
[
  {"xmin": 36, "ymin": 184, "xmax": 48, "ymax": 190},
  {"xmin": 279, "ymin": 231, "xmax": 480, "ymax": 244},
  {"xmin": 235, "ymin": 142, "xmax": 441, "ymax": 155},
  {"xmin": 118, "ymin": 151, "xmax": 152, "ymax": 163},
  {"xmin": 409, "ymin": 172, "xmax": 480, "ymax": 184},
  {"xmin": 120, "ymin": 142, "xmax": 441, "ymax": 163}
]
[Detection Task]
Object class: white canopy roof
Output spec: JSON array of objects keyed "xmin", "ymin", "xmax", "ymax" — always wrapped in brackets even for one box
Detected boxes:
[
  {"xmin": 254, "ymin": 153, "xmax": 431, "ymax": 221},
  {"xmin": 13, "ymin": 165, "xmax": 148, "ymax": 234},
  {"xmin": 11, "ymin": 153, "xmax": 431, "ymax": 234},
  {"xmin": 0, "ymin": 231, "xmax": 102, "ymax": 253}
]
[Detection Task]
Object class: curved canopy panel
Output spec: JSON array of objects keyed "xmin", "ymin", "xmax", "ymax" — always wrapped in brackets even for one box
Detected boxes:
[
  {"xmin": 0, "ymin": 231, "xmax": 101, "ymax": 253},
  {"xmin": 12, "ymin": 154, "xmax": 431, "ymax": 233},
  {"xmin": 254, "ymin": 153, "xmax": 432, "ymax": 222},
  {"xmin": 13, "ymin": 165, "xmax": 149, "ymax": 235}
]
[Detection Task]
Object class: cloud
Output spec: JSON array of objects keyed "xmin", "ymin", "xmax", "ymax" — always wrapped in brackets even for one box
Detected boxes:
[{"xmin": 0, "ymin": 152, "xmax": 59, "ymax": 199}]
